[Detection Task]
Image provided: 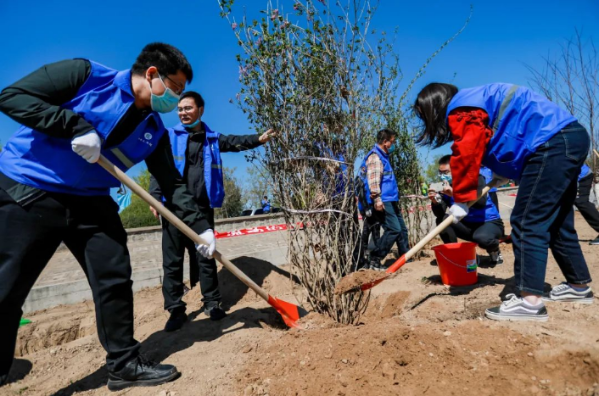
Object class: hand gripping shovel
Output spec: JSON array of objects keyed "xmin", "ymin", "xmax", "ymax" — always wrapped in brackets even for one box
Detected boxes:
[
  {"xmin": 336, "ymin": 179, "xmax": 502, "ymax": 295},
  {"xmin": 98, "ymin": 155, "xmax": 307, "ymax": 328}
]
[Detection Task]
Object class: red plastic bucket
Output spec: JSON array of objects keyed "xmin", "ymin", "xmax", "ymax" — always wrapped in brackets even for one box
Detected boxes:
[{"xmin": 432, "ymin": 242, "xmax": 478, "ymax": 286}]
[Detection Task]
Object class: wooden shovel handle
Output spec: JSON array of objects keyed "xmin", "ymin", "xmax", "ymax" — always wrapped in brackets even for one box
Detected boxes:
[
  {"xmin": 402, "ymin": 180, "xmax": 500, "ymax": 262},
  {"xmin": 98, "ymin": 155, "xmax": 269, "ymax": 301}
]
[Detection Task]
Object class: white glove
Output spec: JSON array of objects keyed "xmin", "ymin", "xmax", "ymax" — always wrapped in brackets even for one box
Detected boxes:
[
  {"xmin": 71, "ymin": 130, "xmax": 102, "ymax": 163},
  {"xmin": 196, "ymin": 229, "xmax": 216, "ymax": 258},
  {"xmin": 492, "ymin": 172, "xmax": 509, "ymax": 187},
  {"xmin": 449, "ymin": 202, "xmax": 469, "ymax": 224}
]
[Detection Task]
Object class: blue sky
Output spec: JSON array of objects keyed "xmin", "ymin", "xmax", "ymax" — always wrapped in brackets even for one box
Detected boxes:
[{"xmin": 0, "ymin": 0, "xmax": 597, "ymax": 203}]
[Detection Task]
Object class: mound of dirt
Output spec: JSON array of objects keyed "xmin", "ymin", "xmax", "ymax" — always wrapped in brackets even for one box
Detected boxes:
[
  {"xmin": 334, "ymin": 270, "xmax": 387, "ymax": 295},
  {"xmin": 238, "ymin": 316, "xmax": 599, "ymax": 396}
]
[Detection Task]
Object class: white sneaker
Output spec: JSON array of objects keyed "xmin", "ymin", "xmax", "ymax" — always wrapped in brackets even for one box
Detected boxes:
[
  {"xmin": 485, "ymin": 294, "xmax": 548, "ymax": 322},
  {"xmin": 542, "ymin": 282, "xmax": 594, "ymax": 304}
]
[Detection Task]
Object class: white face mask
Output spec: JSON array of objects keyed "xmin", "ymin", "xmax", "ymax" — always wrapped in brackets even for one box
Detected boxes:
[{"xmin": 149, "ymin": 74, "xmax": 180, "ymax": 113}]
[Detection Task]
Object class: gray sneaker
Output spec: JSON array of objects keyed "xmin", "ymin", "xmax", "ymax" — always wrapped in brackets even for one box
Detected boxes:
[
  {"xmin": 485, "ymin": 294, "xmax": 548, "ymax": 322},
  {"xmin": 542, "ymin": 282, "xmax": 594, "ymax": 304}
]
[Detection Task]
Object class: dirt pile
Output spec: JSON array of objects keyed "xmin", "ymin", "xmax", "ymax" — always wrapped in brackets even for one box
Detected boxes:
[{"xmin": 238, "ymin": 318, "xmax": 599, "ymax": 396}]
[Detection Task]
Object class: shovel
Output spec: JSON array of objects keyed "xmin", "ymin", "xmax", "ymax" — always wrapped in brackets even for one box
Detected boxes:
[
  {"xmin": 98, "ymin": 155, "xmax": 307, "ymax": 328},
  {"xmin": 336, "ymin": 179, "xmax": 502, "ymax": 295}
]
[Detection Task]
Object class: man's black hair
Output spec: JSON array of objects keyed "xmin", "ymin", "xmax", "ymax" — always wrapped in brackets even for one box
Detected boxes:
[
  {"xmin": 132, "ymin": 42, "xmax": 193, "ymax": 82},
  {"xmin": 376, "ymin": 128, "xmax": 398, "ymax": 144},
  {"xmin": 438, "ymin": 154, "xmax": 452, "ymax": 165},
  {"xmin": 180, "ymin": 91, "xmax": 205, "ymax": 108}
]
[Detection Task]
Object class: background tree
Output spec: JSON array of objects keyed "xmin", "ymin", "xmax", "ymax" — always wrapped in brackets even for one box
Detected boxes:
[
  {"xmin": 119, "ymin": 169, "xmax": 160, "ymax": 229},
  {"xmin": 215, "ymin": 167, "xmax": 245, "ymax": 218},
  {"xmin": 527, "ymin": 30, "xmax": 598, "ymax": 172},
  {"xmin": 423, "ymin": 154, "xmax": 445, "ymax": 184},
  {"xmin": 244, "ymin": 163, "xmax": 275, "ymax": 209}
]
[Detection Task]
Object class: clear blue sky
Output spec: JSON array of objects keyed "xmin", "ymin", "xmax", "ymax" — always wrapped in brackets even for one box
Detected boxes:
[{"xmin": 0, "ymin": 0, "xmax": 597, "ymax": 201}]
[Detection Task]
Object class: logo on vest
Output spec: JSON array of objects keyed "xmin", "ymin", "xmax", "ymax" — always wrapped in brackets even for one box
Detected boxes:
[{"xmin": 138, "ymin": 132, "xmax": 154, "ymax": 147}]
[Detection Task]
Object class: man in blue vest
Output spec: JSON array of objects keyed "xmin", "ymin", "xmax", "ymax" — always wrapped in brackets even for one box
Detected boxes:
[
  {"xmin": 261, "ymin": 196, "xmax": 271, "ymax": 214},
  {"xmin": 359, "ymin": 128, "xmax": 409, "ymax": 271},
  {"xmin": 0, "ymin": 43, "xmax": 214, "ymax": 391},
  {"xmin": 149, "ymin": 91, "xmax": 274, "ymax": 331},
  {"xmin": 428, "ymin": 155, "xmax": 505, "ymax": 266},
  {"xmin": 575, "ymin": 164, "xmax": 599, "ymax": 244}
]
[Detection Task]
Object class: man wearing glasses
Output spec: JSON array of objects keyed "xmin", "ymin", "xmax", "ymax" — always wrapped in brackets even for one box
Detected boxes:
[
  {"xmin": 149, "ymin": 91, "xmax": 275, "ymax": 332},
  {"xmin": 0, "ymin": 43, "xmax": 214, "ymax": 391},
  {"xmin": 428, "ymin": 155, "xmax": 505, "ymax": 266}
]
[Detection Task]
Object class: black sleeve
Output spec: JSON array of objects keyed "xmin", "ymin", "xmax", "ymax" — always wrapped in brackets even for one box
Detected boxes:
[
  {"xmin": 431, "ymin": 197, "xmax": 448, "ymax": 219},
  {"xmin": 472, "ymin": 175, "xmax": 489, "ymax": 210},
  {"xmin": 149, "ymin": 175, "xmax": 163, "ymax": 201},
  {"xmin": 145, "ymin": 134, "xmax": 210, "ymax": 234},
  {"xmin": 0, "ymin": 59, "xmax": 95, "ymax": 138},
  {"xmin": 218, "ymin": 133, "xmax": 262, "ymax": 153}
]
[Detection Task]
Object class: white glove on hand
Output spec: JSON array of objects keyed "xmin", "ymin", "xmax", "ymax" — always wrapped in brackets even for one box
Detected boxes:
[
  {"xmin": 492, "ymin": 172, "xmax": 509, "ymax": 187},
  {"xmin": 71, "ymin": 130, "xmax": 102, "ymax": 163},
  {"xmin": 196, "ymin": 229, "xmax": 216, "ymax": 258},
  {"xmin": 449, "ymin": 202, "xmax": 469, "ymax": 224}
]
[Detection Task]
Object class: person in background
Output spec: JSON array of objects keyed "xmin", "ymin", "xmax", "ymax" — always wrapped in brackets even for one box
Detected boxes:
[
  {"xmin": 149, "ymin": 91, "xmax": 275, "ymax": 331},
  {"xmin": 415, "ymin": 82, "xmax": 593, "ymax": 322},
  {"xmin": 0, "ymin": 43, "xmax": 206, "ymax": 390},
  {"xmin": 355, "ymin": 173, "xmax": 381, "ymax": 270},
  {"xmin": 429, "ymin": 155, "xmax": 504, "ymax": 266},
  {"xmin": 575, "ymin": 163, "xmax": 599, "ymax": 245},
  {"xmin": 261, "ymin": 196, "xmax": 271, "ymax": 214},
  {"xmin": 359, "ymin": 128, "xmax": 409, "ymax": 271}
]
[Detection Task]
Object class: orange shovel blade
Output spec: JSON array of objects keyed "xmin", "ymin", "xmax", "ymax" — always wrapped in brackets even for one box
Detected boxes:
[{"xmin": 267, "ymin": 295, "xmax": 308, "ymax": 329}]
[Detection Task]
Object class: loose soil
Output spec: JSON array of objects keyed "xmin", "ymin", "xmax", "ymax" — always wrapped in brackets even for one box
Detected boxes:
[
  {"xmin": 3, "ymin": 213, "xmax": 599, "ymax": 396},
  {"xmin": 334, "ymin": 269, "xmax": 388, "ymax": 295}
]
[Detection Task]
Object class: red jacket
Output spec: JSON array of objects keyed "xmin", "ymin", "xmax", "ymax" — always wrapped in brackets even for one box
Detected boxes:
[{"xmin": 448, "ymin": 107, "xmax": 493, "ymax": 203}]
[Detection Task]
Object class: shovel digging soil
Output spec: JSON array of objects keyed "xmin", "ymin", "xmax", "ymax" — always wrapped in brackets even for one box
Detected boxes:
[
  {"xmin": 98, "ymin": 155, "xmax": 308, "ymax": 328},
  {"xmin": 335, "ymin": 180, "xmax": 502, "ymax": 295}
]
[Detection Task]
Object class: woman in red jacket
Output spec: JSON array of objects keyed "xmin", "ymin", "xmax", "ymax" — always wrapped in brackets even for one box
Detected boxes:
[{"xmin": 414, "ymin": 82, "xmax": 593, "ymax": 322}]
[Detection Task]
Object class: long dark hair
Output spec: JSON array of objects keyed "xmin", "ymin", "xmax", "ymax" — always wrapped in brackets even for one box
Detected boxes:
[{"xmin": 413, "ymin": 83, "xmax": 459, "ymax": 148}]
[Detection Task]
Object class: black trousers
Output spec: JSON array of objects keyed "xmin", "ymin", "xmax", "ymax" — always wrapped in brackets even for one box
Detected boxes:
[
  {"xmin": 161, "ymin": 208, "xmax": 220, "ymax": 313},
  {"xmin": 0, "ymin": 187, "xmax": 139, "ymax": 376},
  {"xmin": 436, "ymin": 213, "xmax": 504, "ymax": 253},
  {"xmin": 359, "ymin": 213, "xmax": 381, "ymax": 264},
  {"xmin": 575, "ymin": 173, "xmax": 599, "ymax": 233}
]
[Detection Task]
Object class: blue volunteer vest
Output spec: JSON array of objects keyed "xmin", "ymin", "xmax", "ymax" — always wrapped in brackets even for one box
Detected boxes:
[
  {"xmin": 0, "ymin": 61, "xmax": 165, "ymax": 196},
  {"xmin": 359, "ymin": 145, "xmax": 399, "ymax": 203},
  {"xmin": 579, "ymin": 164, "xmax": 591, "ymax": 181},
  {"xmin": 262, "ymin": 199, "xmax": 271, "ymax": 212},
  {"xmin": 447, "ymin": 83, "xmax": 577, "ymax": 180},
  {"xmin": 443, "ymin": 166, "xmax": 500, "ymax": 223},
  {"xmin": 168, "ymin": 122, "xmax": 225, "ymax": 208}
]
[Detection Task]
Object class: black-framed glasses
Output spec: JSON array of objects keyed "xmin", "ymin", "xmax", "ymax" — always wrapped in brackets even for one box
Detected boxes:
[
  {"xmin": 177, "ymin": 106, "xmax": 195, "ymax": 113},
  {"xmin": 163, "ymin": 75, "xmax": 185, "ymax": 95}
]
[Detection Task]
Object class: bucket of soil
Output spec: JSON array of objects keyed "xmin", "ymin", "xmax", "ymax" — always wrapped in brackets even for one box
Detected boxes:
[{"xmin": 432, "ymin": 242, "xmax": 478, "ymax": 286}]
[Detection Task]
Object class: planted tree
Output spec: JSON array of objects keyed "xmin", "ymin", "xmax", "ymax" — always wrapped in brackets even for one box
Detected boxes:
[{"xmin": 219, "ymin": 0, "xmax": 470, "ymax": 323}]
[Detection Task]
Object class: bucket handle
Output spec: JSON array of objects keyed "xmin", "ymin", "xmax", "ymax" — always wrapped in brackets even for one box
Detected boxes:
[{"xmin": 435, "ymin": 250, "xmax": 478, "ymax": 269}]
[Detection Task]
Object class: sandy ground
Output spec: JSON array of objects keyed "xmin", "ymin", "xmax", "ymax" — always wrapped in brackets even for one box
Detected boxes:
[{"xmin": 3, "ymin": 213, "xmax": 599, "ymax": 396}]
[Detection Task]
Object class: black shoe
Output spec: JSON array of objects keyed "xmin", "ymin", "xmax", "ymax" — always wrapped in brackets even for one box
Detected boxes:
[
  {"xmin": 489, "ymin": 250, "xmax": 504, "ymax": 266},
  {"xmin": 0, "ymin": 374, "xmax": 7, "ymax": 386},
  {"xmin": 204, "ymin": 302, "xmax": 227, "ymax": 321},
  {"xmin": 430, "ymin": 259, "xmax": 437, "ymax": 266},
  {"xmin": 164, "ymin": 310, "xmax": 187, "ymax": 332},
  {"xmin": 107, "ymin": 355, "xmax": 180, "ymax": 391},
  {"xmin": 370, "ymin": 260, "xmax": 386, "ymax": 272},
  {"xmin": 590, "ymin": 235, "xmax": 599, "ymax": 245}
]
